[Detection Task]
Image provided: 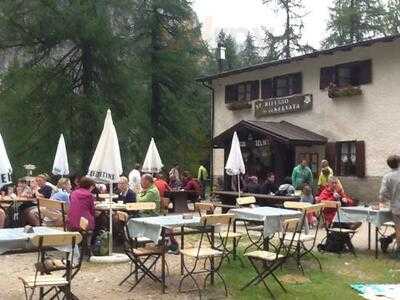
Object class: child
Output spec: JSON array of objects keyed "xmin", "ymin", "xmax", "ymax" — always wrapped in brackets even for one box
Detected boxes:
[{"xmin": 301, "ymin": 184, "xmax": 317, "ymax": 226}]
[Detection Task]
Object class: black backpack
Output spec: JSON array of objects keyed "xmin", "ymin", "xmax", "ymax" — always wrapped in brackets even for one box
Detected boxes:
[{"xmin": 318, "ymin": 231, "xmax": 347, "ymax": 253}]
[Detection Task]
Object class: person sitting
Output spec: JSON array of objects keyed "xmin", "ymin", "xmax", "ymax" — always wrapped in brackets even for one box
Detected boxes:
[
  {"xmin": 52, "ymin": 178, "xmax": 72, "ymax": 203},
  {"xmin": 39, "ymin": 178, "xmax": 72, "ymax": 227},
  {"xmin": 137, "ymin": 174, "xmax": 161, "ymax": 213},
  {"xmin": 316, "ymin": 176, "xmax": 354, "ymax": 226},
  {"xmin": 117, "ymin": 176, "xmax": 136, "ymax": 204},
  {"xmin": 276, "ymin": 177, "xmax": 296, "ymax": 196},
  {"xmin": 16, "ymin": 179, "xmax": 33, "ymax": 198},
  {"xmin": 261, "ymin": 173, "xmax": 278, "ymax": 194},
  {"xmin": 244, "ymin": 176, "xmax": 261, "ymax": 194},
  {"xmin": 182, "ymin": 171, "xmax": 202, "ymax": 200},
  {"xmin": 301, "ymin": 184, "xmax": 314, "ymax": 204},
  {"xmin": 67, "ymin": 177, "xmax": 96, "ymax": 232},
  {"xmin": 155, "ymin": 173, "xmax": 171, "ymax": 212}
]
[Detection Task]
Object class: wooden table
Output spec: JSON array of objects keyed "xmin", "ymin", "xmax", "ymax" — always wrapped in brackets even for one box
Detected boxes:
[
  {"xmin": 0, "ymin": 196, "xmax": 35, "ymax": 203},
  {"xmin": 212, "ymin": 191, "xmax": 300, "ymax": 212},
  {"xmin": 165, "ymin": 190, "xmax": 198, "ymax": 213}
]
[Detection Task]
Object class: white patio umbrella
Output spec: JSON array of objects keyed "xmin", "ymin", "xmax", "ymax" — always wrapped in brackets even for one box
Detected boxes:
[
  {"xmin": 88, "ymin": 109, "xmax": 122, "ymax": 257},
  {"xmin": 225, "ymin": 131, "xmax": 245, "ymax": 196},
  {"xmin": 52, "ymin": 134, "xmax": 69, "ymax": 177},
  {"xmin": 142, "ymin": 138, "xmax": 163, "ymax": 174},
  {"xmin": 0, "ymin": 133, "xmax": 12, "ymax": 188}
]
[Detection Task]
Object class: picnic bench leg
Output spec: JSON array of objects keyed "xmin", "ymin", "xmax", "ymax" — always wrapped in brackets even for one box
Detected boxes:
[
  {"xmin": 368, "ymin": 222, "xmax": 371, "ymax": 250},
  {"xmin": 375, "ymin": 226, "xmax": 379, "ymax": 259},
  {"xmin": 181, "ymin": 226, "xmax": 184, "ymax": 275},
  {"xmin": 161, "ymin": 228, "xmax": 166, "ymax": 294}
]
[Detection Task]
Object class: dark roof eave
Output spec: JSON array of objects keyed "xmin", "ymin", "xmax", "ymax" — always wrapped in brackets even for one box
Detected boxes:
[{"xmin": 197, "ymin": 34, "xmax": 400, "ymax": 82}]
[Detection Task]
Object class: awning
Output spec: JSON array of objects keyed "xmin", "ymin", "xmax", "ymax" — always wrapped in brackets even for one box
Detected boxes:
[{"xmin": 213, "ymin": 120, "xmax": 327, "ymax": 148}]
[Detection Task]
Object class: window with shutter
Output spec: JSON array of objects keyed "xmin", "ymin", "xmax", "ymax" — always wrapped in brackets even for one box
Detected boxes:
[
  {"xmin": 335, "ymin": 140, "xmax": 364, "ymax": 177},
  {"xmin": 325, "ymin": 142, "xmax": 338, "ymax": 174},
  {"xmin": 261, "ymin": 79, "xmax": 273, "ymax": 99},
  {"xmin": 320, "ymin": 66, "xmax": 335, "ymax": 89},
  {"xmin": 358, "ymin": 60, "xmax": 372, "ymax": 85},
  {"xmin": 225, "ymin": 84, "xmax": 238, "ymax": 103},
  {"xmin": 250, "ymin": 80, "xmax": 260, "ymax": 100},
  {"xmin": 291, "ymin": 72, "xmax": 302, "ymax": 95}
]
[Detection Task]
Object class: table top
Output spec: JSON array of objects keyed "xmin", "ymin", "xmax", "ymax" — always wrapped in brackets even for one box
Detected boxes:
[
  {"xmin": 95, "ymin": 202, "xmax": 127, "ymax": 211},
  {"xmin": 213, "ymin": 191, "xmax": 300, "ymax": 200},
  {"xmin": 0, "ymin": 196, "xmax": 35, "ymax": 202},
  {"xmin": 231, "ymin": 206, "xmax": 301, "ymax": 219},
  {"xmin": 341, "ymin": 206, "xmax": 391, "ymax": 214},
  {"xmin": 165, "ymin": 190, "xmax": 198, "ymax": 195},
  {"xmin": 131, "ymin": 214, "xmax": 201, "ymax": 227}
]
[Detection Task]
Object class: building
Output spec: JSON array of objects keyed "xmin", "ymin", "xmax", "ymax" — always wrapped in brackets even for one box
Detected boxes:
[{"xmin": 198, "ymin": 35, "xmax": 400, "ymax": 202}]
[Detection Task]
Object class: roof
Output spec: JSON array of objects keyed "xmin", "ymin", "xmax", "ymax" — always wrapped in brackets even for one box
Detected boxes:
[
  {"xmin": 198, "ymin": 34, "xmax": 400, "ymax": 82},
  {"xmin": 213, "ymin": 120, "xmax": 327, "ymax": 147}
]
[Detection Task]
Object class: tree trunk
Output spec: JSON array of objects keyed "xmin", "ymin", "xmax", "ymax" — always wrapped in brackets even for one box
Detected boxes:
[
  {"xmin": 350, "ymin": 0, "xmax": 356, "ymax": 43},
  {"xmin": 284, "ymin": 1, "xmax": 291, "ymax": 59}
]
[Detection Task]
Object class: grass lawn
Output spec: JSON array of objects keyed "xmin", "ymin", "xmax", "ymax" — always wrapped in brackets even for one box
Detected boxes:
[{"xmin": 217, "ymin": 250, "xmax": 400, "ymax": 299}]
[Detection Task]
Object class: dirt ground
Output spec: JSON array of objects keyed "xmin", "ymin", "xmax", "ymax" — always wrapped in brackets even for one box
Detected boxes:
[{"xmin": 0, "ymin": 222, "xmax": 393, "ymax": 300}]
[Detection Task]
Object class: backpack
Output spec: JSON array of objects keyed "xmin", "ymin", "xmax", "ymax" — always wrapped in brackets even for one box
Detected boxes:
[
  {"xmin": 318, "ymin": 231, "xmax": 347, "ymax": 253},
  {"xmin": 92, "ymin": 230, "xmax": 110, "ymax": 256}
]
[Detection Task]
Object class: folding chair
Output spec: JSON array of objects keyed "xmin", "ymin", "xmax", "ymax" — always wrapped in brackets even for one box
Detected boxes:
[
  {"xmin": 321, "ymin": 201, "xmax": 358, "ymax": 256},
  {"xmin": 19, "ymin": 232, "xmax": 82, "ymax": 300},
  {"xmin": 119, "ymin": 218, "xmax": 163, "ymax": 291},
  {"xmin": 236, "ymin": 196, "xmax": 264, "ymax": 253},
  {"xmin": 179, "ymin": 214, "xmax": 234, "ymax": 298},
  {"xmin": 283, "ymin": 202, "xmax": 324, "ymax": 273},
  {"xmin": 241, "ymin": 218, "xmax": 301, "ymax": 299},
  {"xmin": 37, "ymin": 198, "xmax": 67, "ymax": 231}
]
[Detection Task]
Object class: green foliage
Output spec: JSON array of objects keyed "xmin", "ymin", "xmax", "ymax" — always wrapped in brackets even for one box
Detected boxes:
[
  {"xmin": 262, "ymin": 0, "xmax": 315, "ymax": 59},
  {"xmin": 384, "ymin": 0, "xmax": 400, "ymax": 34},
  {"xmin": 216, "ymin": 29, "xmax": 241, "ymax": 71},
  {"xmin": 0, "ymin": 0, "xmax": 210, "ymax": 178},
  {"xmin": 323, "ymin": 0, "xmax": 386, "ymax": 48},
  {"xmin": 239, "ymin": 32, "xmax": 262, "ymax": 67}
]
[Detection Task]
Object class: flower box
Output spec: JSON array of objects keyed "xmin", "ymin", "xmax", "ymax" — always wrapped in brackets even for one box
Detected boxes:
[
  {"xmin": 328, "ymin": 83, "xmax": 362, "ymax": 99},
  {"xmin": 226, "ymin": 101, "xmax": 252, "ymax": 111}
]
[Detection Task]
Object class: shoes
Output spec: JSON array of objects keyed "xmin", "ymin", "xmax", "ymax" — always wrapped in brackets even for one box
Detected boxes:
[{"xmin": 380, "ymin": 236, "xmax": 393, "ymax": 253}]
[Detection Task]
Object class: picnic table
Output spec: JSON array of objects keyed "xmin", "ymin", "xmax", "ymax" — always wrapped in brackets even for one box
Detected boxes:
[
  {"xmin": 212, "ymin": 191, "xmax": 300, "ymax": 212},
  {"xmin": 0, "ymin": 196, "xmax": 35, "ymax": 203},
  {"xmin": 230, "ymin": 206, "xmax": 303, "ymax": 256},
  {"xmin": 95, "ymin": 202, "xmax": 127, "ymax": 211},
  {"xmin": 128, "ymin": 214, "xmax": 202, "ymax": 293},
  {"xmin": 334, "ymin": 206, "xmax": 393, "ymax": 258},
  {"xmin": 165, "ymin": 190, "xmax": 198, "ymax": 213},
  {"xmin": 0, "ymin": 226, "xmax": 69, "ymax": 254}
]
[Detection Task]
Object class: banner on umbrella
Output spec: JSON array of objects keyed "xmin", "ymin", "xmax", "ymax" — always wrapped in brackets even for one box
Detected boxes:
[
  {"xmin": 0, "ymin": 172, "xmax": 12, "ymax": 185},
  {"xmin": 88, "ymin": 170, "xmax": 117, "ymax": 182}
]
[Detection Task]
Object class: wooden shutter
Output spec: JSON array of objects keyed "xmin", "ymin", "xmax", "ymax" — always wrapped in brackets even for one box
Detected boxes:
[
  {"xmin": 250, "ymin": 80, "xmax": 260, "ymax": 100},
  {"xmin": 355, "ymin": 140, "xmax": 366, "ymax": 177},
  {"xmin": 357, "ymin": 60, "xmax": 372, "ymax": 85},
  {"xmin": 320, "ymin": 66, "xmax": 336, "ymax": 90},
  {"xmin": 261, "ymin": 78, "xmax": 273, "ymax": 99},
  {"xmin": 292, "ymin": 72, "xmax": 303, "ymax": 95},
  {"xmin": 225, "ymin": 84, "xmax": 238, "ymax": 103},
  {"xmin": 325, "ymin": 142, "xmax": 338, "ymax": 174}
]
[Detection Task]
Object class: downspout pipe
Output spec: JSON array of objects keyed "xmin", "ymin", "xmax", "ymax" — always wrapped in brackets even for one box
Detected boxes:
[{"xmin": 201, "ymin": 80, "xmax": 215, "ymax": 193}]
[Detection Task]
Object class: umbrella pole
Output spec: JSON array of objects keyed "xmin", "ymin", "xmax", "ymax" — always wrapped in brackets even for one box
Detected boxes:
[
  {"xmin": 237, "ymin": 175, "xmax": 241, "ymax": 198},
  {"xmin": 109, "ymin": 181, "xmax": 113, "ymax": 256}
]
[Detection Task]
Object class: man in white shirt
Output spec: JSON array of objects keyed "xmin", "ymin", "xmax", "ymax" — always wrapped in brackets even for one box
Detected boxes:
[{"xmin": 128, "ymin": 163, "xmax": 141, "ymax": 193}]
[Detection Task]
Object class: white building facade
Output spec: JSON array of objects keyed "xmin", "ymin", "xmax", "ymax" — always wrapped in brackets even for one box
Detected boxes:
[{"xmin": 200, "ymin": 35, "xmax": 400, "ymax": 202}]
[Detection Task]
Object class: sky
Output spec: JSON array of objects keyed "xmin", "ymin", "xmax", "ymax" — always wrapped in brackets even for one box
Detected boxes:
[{"xmin": 192, "ymin": 0, "xmax": 334, "ymax": 49}]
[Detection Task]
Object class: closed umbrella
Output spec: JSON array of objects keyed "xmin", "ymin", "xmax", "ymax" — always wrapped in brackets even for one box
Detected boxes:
[
  {"xmin": 225, "ymin": 131, "xmax": 245, "ymax": 196},
  {"xmin": 52, "ymin": 134, "xmax": 69, "ymax": 177},
  {"xmin": 88, "ymin": 109, "xmax": 122, "ymax": 256},
  {"xmin": 0, "ymin": 133, "xmax": 12, "ymax": 188},
  {"xmin": 142, "ymin": 138, "xmax": 163, "ymax": 174}
]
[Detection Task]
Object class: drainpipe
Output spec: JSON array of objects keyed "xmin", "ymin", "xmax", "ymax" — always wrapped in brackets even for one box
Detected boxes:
[{"xmin": 202, "ymin": 81, "xmax": 215, "ymax": 192}]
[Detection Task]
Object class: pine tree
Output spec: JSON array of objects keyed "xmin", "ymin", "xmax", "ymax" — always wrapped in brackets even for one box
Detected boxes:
[
  {"xmin": 323, "ymin": 0, "xmax": 386, "ymax": 48},
  {"xmin": 240, "ymin": 32, "xmax": 262, "ymax": 67},
  {"xmin": 384, "ymin": 0, "xmax": 400, "ymax": 34},
  {"xmin": 262, "ymin": 0, "xmax": 315, "ymax": 59},
  {"xmin": 216, "ymin": 29, "xmax": 240, "ymax": 71}
]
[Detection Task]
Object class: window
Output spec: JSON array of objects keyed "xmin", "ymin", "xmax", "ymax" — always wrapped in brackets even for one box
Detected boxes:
[
  {"xmin": 325, "ymin": 141, "xmax": 365, "ymax": 177},
  {"xmin": 225, "ymin": 80, "xmax": 259, "ymax": 103},
  {"xmin": 261, "ymin": 72, "xmax": 302, "ymax": 99},
  {"xmin": 338, "ymin": 142, "xmax": 357, "ymax": 176},
  {"xmin": 320, "ymin": 60, "xmax": 372, "ymax": 89}
]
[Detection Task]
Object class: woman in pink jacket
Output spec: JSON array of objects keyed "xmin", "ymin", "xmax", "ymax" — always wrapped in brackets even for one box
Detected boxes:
[{"xmin": 67, "ymin": 177, "xmax": 96, "ymax": 231}]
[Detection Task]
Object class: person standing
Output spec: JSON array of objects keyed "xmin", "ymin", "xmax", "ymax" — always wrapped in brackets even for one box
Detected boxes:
[
  {"xmin": 197, "ymin": 164, "xmax": 208, "ymax": 199},
  {"xmin": 292, "ymin": 159, "xmax": 313, "ymax": 190},
  {"xmin": 128, "ymin": 163, "xmax": 141, "ymax": 194},
  {"xmin": 378, "ymin": 155, "xmax": 400, "ymax": 256}
]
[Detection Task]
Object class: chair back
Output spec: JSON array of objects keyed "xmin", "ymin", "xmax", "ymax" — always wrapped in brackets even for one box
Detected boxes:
[
  {"xmin": 31, "ymin": 232, "xmax": 82, "ymax": 247},
  {"xmin": 278, "ymin": 218, "xmax": 301, "ymax": 258},
  {"xmin": 194, "ymin": 202, "xmax": 215, "ymax": 217},
  {"xmin": 37, "ymin": 197, "xmax": 67, "ymax": 231},
  {"xmin": 126, "ymin": 202, "xmax": 156, "ymax": 212},
  {"xmin": 283, "ymin": 201, "xmax": 312, "ymax": 210},
  {"xmin": 201, "ymin": 213, "xmax": 234, "ymax": 226},
  {"xmin": 321, "ymin": 200, "xmax": 343, "ymax": 230},
  {"xmin": 236, "ymin": 196, "xmax": 256, "ymax": 207}
]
